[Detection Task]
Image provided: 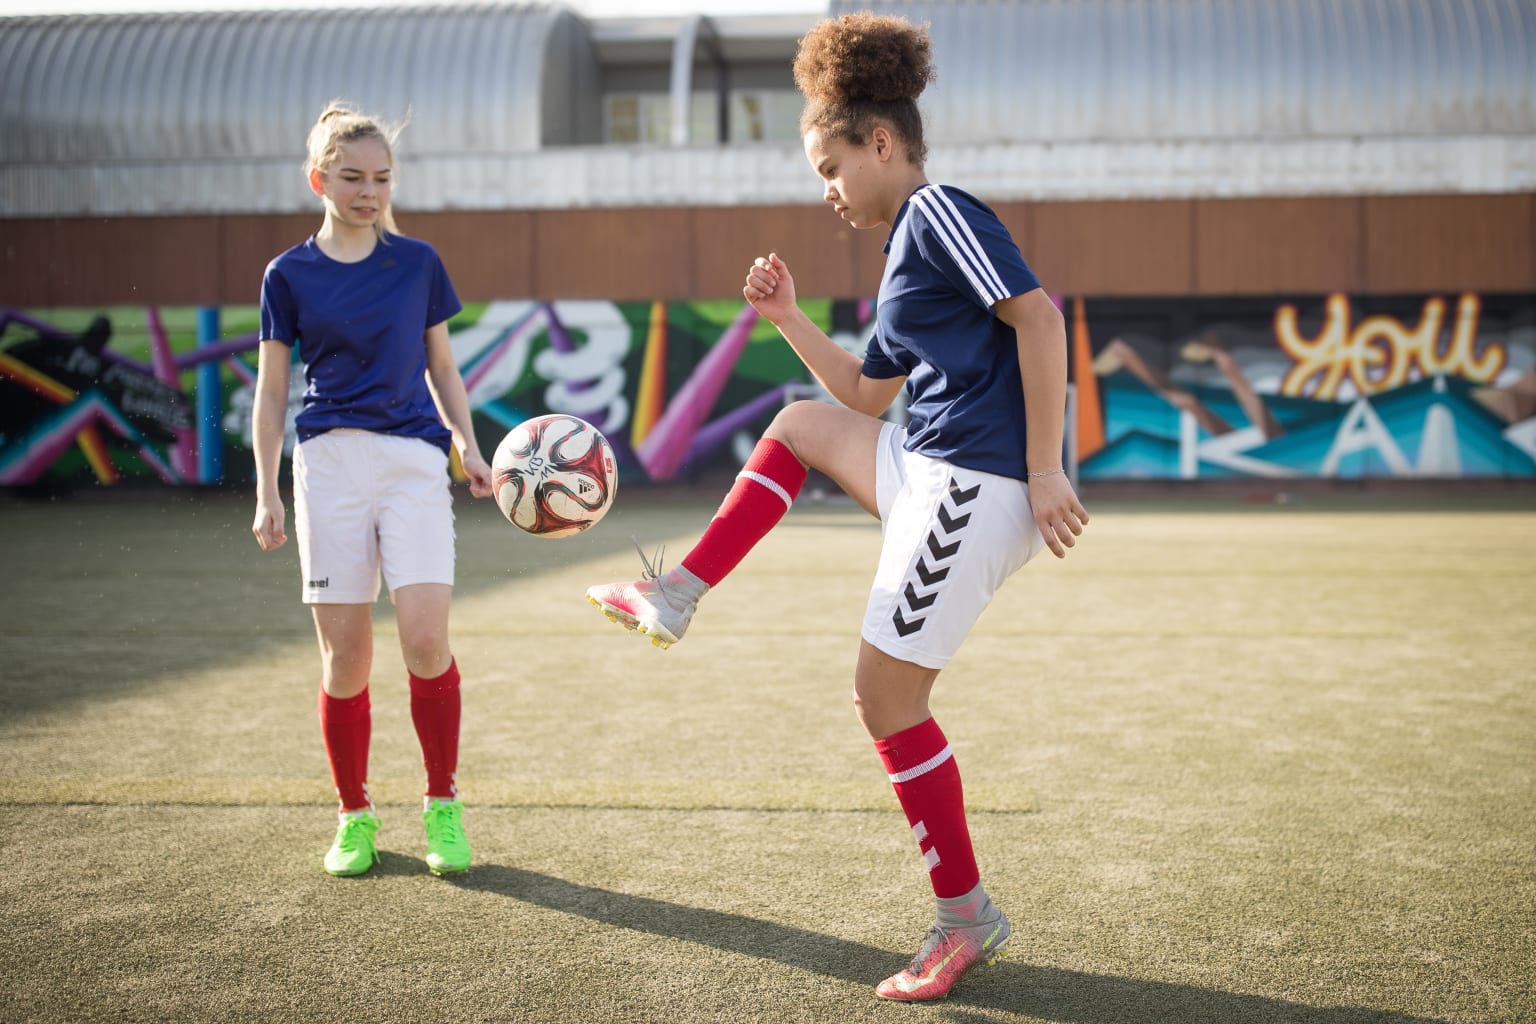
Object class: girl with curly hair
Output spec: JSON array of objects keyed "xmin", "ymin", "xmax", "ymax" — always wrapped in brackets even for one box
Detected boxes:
[{"xmin": 587, "ymin": 14, "xmax": 1089, "ymax": 999}]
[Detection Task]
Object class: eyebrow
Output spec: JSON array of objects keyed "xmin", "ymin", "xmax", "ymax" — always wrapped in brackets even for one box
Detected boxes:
[{"xmin": 337, "ymin": 166, "xmax": 391, "ymax": 175}]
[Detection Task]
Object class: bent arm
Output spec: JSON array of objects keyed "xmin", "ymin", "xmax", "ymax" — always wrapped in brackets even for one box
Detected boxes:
[
  {"xmin": 744, "ymin": 252, "xmax": 903, "ymax": 418},
  {"xmin": 996, "ymin": 288, "xmax": 1089, "ymax": 556},
  {"xmin": 772, "ymin": 307, "xmax": 905, "ymax": 418}
]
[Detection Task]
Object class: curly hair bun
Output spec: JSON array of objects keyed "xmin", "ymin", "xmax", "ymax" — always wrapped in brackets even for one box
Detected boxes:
[{"xmin": 793, "ymin": 13, "xmax": 935, "ymax": 106}]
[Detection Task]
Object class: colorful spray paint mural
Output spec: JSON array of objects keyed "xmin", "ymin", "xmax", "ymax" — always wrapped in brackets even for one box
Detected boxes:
[
  {"xmin": 0, "ymin": 300, "xmax": 866, "ymax": 490},
  {"xmin": 1072, "ymin": 293, "xmax": 1536, "ymax": 480},
  {"xmin": 2, "ymin": 292, "xmax": 1533, "ymax": 490}
]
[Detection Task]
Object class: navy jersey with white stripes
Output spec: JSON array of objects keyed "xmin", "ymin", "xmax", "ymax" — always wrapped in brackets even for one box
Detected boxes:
[{"xmin": 862, "ymin": 184, "xmax": 1041, "ymax": 480}]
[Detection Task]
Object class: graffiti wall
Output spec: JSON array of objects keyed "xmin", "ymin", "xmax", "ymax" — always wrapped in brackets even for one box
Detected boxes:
[
  {"xmin": 1072, "ymin": 293, "xmax": 1536, "ymax": 480},
  {"xmin": 2, "ymin": 292, "xmax": 1532, "ymax": 490}
]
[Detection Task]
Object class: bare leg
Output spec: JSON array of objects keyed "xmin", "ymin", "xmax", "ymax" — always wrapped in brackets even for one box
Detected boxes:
[
  {"xmin": 391, "ymin": 582, "xmax": 454, "ymax": 679},
  {"xmin": 854, "ymin": 639, "xmax": 940, "ymax": 740},
  {"xmin": 763, "ymin": 400, "xmax": 885, "ymax": 516},
  {"xmin": 311, "ymin": 604, "xmax": 373, "ymax": 698}
]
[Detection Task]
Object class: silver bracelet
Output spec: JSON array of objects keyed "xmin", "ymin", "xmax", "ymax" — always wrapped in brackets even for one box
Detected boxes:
[{"xmin": 1026, "ymin": 469, "xmax": 1064, "ymax": 478}]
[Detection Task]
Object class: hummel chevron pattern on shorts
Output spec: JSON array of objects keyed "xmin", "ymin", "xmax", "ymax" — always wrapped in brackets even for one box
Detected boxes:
[
  {"xmin": 876, "ymin": 912, "xmax": 1011, "ymax": 1001},
  {"xmin": 892, "ymin": 477, "xmax": 980, "ymax": 638}
]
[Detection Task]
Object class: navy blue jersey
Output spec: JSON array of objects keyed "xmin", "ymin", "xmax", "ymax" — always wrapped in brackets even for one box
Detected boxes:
[
  {"xmin": 260, "ymin": 234, "xmax": 462, "ymax": 452},
  {"xmin": 862, "ymin": 184, "xmax": 1042, "ymax": 480}
]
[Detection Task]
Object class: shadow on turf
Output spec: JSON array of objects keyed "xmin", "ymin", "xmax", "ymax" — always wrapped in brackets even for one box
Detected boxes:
[
  {"xmin": 457, "ymin": 864, "xmax": 1448, "ymax": 1023},
  {"xmin": 0, "ymin": 491, "xmax": 714, "ymax": 719}
]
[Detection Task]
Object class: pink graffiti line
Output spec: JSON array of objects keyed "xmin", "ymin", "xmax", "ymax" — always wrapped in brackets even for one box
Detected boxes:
[
  {"xmin": 635, "ymin": 303, "xmax": 760, "ymax": 481},
  {"xmin": 144, "ymin": 307, "xmax": 197, "ymax": 479},
  {"xmin": 462, "ymin": 306, "xmax": 544, "ymax": 395},
  {"xmin": 0, "ymin": 390, "xmax": 179, "ymax": 485}
]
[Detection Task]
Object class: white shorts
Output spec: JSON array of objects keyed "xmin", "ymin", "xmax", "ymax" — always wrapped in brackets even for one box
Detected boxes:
[
  {"xmin": 292, "ymin": 429, "xmax": 456, "ymax": 604},
  {"xmin": 861, "ymin": 423, "xmax": 1046, "ymax": 670}
]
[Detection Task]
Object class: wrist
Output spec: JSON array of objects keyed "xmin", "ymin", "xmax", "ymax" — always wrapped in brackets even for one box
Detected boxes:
[
  {"xmin": 771, "ymin": 306, "xmax": 809, "ymax": 333},
  {"xmin": 1025, "ymin": 468, "xmax": 1064, "ymax": 479}
]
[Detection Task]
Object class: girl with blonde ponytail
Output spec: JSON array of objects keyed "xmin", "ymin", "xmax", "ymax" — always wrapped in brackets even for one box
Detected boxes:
[{"xmin": 252, "ymin": 100, "xmax": 492, "ymax": 879}]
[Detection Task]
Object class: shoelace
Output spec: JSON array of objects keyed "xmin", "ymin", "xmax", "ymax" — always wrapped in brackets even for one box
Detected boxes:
[
  {"xmin": 428, "ymin": 806, "xmax": 461, "ymax": 828},
  {"xmin": 908, "ymin": 925, "xmax": 951, "ymax": 971},
  {"xmin": 337, "ymin": 817, "xmax": 373, "ymax": 852},
  {"xmin": 632, "ymin": 535, "xmax": 666, "ymax": 582}
]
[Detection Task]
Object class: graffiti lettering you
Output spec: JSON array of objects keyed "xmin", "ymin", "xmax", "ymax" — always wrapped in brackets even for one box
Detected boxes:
[{"xmin": 1275, "ymin": 293, "xmax": 1506, "ymax": 400}]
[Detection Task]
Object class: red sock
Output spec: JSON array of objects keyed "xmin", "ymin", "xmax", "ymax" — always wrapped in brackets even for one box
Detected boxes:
[
  {"xmin": 874, "ymin": 717, "xmax": 980, "ymax": 899},
  {"xmin": 410, "ymin": 658, "xmax": 462, "ymax": 801},
  {"xmin": 681, "ymin": 438, "xmax": 806, "ymax": 587},
  {"xmin": 318, "ymin": 688, "xmax": 371, "ymax": 812}
]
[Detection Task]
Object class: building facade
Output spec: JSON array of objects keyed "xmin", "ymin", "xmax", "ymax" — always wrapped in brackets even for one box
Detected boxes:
[{"xmin": 2, "ymin": 0, "xmax": 1533, "ymax": 487}]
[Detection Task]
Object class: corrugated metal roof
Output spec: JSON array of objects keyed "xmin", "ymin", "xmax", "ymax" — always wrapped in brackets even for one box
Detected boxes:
[
  {"xmin": 0, "ymin": 0, "xmax": 1532, "ymax": 215},
  {"xmin": 830, "ymin": 0, "xmax": 1536, "ymax": 143},
  {"xmin": 0, "ymin": 3, "xmax": 573, "ymax": 166}
]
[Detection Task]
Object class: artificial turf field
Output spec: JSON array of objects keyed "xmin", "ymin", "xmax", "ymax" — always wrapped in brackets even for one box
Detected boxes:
[{"xmin": 0, "ymin": 485, "xmax": 1532, "ymax": 1024}]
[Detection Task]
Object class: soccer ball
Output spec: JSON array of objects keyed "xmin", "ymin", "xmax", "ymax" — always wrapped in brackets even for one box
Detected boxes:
[{"xmin": 490, "ymin": 414, "xmax": 617, "ymax": 538}]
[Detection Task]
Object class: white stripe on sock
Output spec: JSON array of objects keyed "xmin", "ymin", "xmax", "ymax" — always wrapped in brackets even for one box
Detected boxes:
[
  {"xmin": 923, "ymin": 847, "xmax": 942, "ymax": 872},
  {"xmin": 738, "ymin": 469, "xmax": 794, "ymax": 511},
  {"xmin": 887, "ymin": 743, "xmax": 953, "ymax": 784},
  {"xmin": 912, "ymin": 820, "xmax": 929, "ymax": 844}
]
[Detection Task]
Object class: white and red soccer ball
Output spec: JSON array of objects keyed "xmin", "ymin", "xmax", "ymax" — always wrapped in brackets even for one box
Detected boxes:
[{"xmin": 490, "ymin": 414, "xmax": 617, "ymax": 538}]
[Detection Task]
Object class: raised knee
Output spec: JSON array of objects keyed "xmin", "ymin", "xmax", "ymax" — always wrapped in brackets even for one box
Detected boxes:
[{"xmin": 764, "ymin": 400, "xmax": 823, "ymax": 453}]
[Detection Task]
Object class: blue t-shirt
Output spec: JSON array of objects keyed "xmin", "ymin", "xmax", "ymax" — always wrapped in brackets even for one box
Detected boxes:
[
  {"xmin": 862, "ymin": 184, "xmax": 1042, "ymax": 480},
  {"xmin": 259, "ymin": 234, "xmax": 462, "ymax": 452}
]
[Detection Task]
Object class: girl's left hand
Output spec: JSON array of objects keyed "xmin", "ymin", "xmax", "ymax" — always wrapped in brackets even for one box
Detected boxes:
[
  {"xmin": 1029, "ymin": 473, "xmax": 1089, "ymax": 558},
  {"xmin": 462, "ymin": 452, "xmax": 494, "ymax": 499}
]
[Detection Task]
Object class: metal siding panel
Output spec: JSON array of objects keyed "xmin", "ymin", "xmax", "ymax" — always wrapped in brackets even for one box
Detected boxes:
[
  {"xmin": 411, "ymin": 210, "xmax": 537, "ymax": 300},
  {"xmin": 531, "ymin": 207, "xmax": 692, "ymax": 300},
  {"xmin": 691, "ymin": 204, "xmax": 868, "ymax": 299},
  {"xmin": 1364, "ymin": 193, "xmax": 1536, "ymax": 293},
  {"xmin": 1194, "ymin": 196, "xmax": 1364, "ymax": 295},
  {"xmin": 0, "ymin": 217, "xmax": 57, "ymax": 306},
  {"xmin": 1030, "ymin": 198, "xmax": 1196, "ymax": 295}
]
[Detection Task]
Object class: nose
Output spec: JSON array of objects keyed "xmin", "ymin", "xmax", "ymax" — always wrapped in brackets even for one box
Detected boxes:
[{"xmin": 823, "ymin": 181, "xmax": 838, "ymax": 203}]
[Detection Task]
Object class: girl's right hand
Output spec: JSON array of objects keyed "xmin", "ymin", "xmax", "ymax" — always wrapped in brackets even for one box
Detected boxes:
[
  {"xmin": 252, "ymin": 498, "xmax": 287, "ymax": 552},
  {"xmin": 743, "ymin": 252, "xmax": 797, "ymax": 325}
]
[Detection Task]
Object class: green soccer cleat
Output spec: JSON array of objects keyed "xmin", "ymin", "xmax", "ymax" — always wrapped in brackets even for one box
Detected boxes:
[
  {"xmin": 324, "ymin": 811, "xmax": 381, "ymax": 877},
  {"xmin": 423, "ymin": 799, "xmax": 472, "ymax": 876}
]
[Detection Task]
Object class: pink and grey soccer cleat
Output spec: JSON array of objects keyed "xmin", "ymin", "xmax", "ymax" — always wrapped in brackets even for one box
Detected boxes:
[
  {"xmin": 875, "ymin": 913, "xmax": 1011, "ymax": 1001},
  {"xmin": 585, "ymin": 542, "xmax": 707, "ymax": 650}
]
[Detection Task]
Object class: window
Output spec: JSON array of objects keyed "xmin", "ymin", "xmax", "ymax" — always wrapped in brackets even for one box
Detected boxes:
[
  {"xmin": 728, "ymin": 90, "xmax": 801, "ymax": 143},
  {"xmin": 604, "ymin": 89, "xmax": 801, "ymax": 145},
  {"xmin": 604, "ymin": 92, "xmax": 717, "ymax": 145}
]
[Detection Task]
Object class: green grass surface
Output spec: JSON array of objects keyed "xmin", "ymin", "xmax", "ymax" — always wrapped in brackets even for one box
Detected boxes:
[{"xmin": 1, "ymin": 488, "xmax": 1532, "ymax": 1023}]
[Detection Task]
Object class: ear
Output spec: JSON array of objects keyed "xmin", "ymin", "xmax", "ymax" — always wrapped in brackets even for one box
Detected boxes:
[
  {"xmin": 307, "ymin": 167, "xmax": 326, "ymax": 197},
  {"xmin": 871, "ymin": 125, "xmax": 895, "ymax": 163}
]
